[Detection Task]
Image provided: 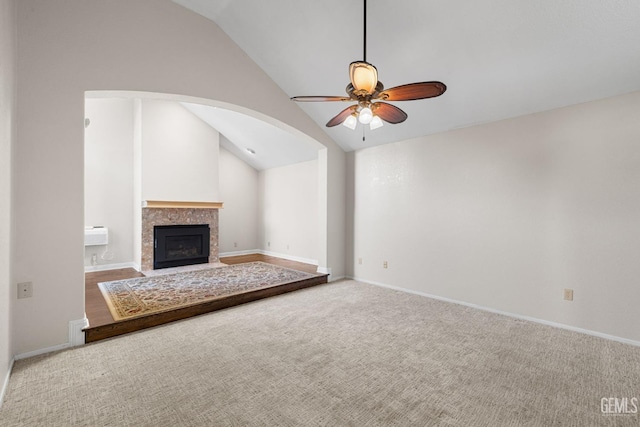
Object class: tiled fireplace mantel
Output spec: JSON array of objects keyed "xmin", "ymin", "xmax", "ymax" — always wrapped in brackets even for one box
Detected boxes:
[{"xmin": 140, "ymin": 201, "xmax": 223, "ymax": 272}]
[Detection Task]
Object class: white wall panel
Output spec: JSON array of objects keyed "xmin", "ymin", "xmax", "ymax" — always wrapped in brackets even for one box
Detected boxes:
[{"xmin": 350, "ymin": 91, "xmax": 640, "ymax": 341}]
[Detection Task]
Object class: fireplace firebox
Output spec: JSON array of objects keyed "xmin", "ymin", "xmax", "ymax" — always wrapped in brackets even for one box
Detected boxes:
[{"xmin": 153, "ymin": 224, "xmax": 210, "ymax": 270}]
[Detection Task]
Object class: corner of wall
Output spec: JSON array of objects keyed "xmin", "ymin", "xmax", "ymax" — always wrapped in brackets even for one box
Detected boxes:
[
  {"xmin": 1, "ymin": 0, "xmax": 17, "ymax": 408},
  {"xmin": 326, "ymin": 145, "xmax": 347, "ymax": 279},
  {"xmin": 69, "ymin": 317, "xmax": 89, "ymax": 347},
  {"xmin": 14, "ymin": 316, "xmax": 88, "ymax": 361},
  {"xmin": 344, "ymin": 151, "xmax": 356, "ymax": 278},
  {"xmin": 0, "ymin": 356, "xmax": 15, "ymax": 409}
]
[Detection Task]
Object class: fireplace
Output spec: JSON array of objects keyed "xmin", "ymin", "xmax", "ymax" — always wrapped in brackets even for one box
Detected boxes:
[
  {"xmin": 141, "ymin": 202, "xmax": 221, "ymax": 272},
  {"xmin": 154, "ymin": 224, "xmax": 210, "ymax": 270}
]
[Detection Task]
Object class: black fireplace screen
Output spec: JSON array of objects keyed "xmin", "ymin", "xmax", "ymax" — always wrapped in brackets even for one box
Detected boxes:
[{"xmin": 154, "ymin": 224, "xmax": 210, "ymax": 270}]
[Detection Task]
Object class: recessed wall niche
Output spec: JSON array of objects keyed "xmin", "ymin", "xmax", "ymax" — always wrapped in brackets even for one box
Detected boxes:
[{"xmin": 84, "ymin": 96, "xmax": 222, "ymax": 270}]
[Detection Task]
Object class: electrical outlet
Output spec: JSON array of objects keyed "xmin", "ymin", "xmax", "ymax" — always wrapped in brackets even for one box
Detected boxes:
[
  {"xmin": 267, "ymin": 241, "xmax": 271, "ymax": 247},
  {"xmin": 17, "ymin": 282, "xmax": 33, "ymax": 299},
  {"xmin": 563, "ymin": 289, "xmax": 574, "ymax": 301},
  {"xmin": 234, "ymin": 242, "xmax": 237, "ymax": 247},
  {"xmin": 358, "ymin": 258, "xmax": 362, "ymax": 264},
  {"xmin": 383, "ymin": 261, "xmax": 388, "ymax": 269}
]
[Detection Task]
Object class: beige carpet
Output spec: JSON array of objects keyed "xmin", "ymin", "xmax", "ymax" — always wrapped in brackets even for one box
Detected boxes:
[{"xmin": 2, "ymin": 280, "xmax": 639, "ymax": 426}]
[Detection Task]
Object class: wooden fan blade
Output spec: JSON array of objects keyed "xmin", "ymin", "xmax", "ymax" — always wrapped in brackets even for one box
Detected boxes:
[
  {"xmin": 291, "ymin": 96, "xmax": 351, "ymax": 102},
  {"xmin": 326, "ymin": 105, "xmax": 358, "ymax": 127},
  {"xmin": 371, "ymin": 102, "xmax": 408, "ymax": 124},
  {"xmin": 377, "ymin": 81, "xmax": 446, "ymax": 101}
]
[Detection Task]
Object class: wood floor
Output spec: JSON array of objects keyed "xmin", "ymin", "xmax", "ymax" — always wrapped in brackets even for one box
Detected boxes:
[{"xmin": 84, "ymin": 254, "xmax": 326, "ymax": 343}]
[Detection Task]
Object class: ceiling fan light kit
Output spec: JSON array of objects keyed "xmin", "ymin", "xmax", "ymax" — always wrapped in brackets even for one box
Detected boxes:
[
  {"xmin": 291, "ymin": 0, "xmax": 447, "ymax": 132},
  {"xmin": 358, "ymin": 105, "xmax": 374, "ymax": 124},
  {"xmin": 369, "ymin": 115, "xmax": 384, "ymax": 130},
  {"xmin": 350, "ymin": 61, "xmax": 378, "ymax": 95},
  {"xmin": 343, "ymin": 114, "xmax": 358, "ymax": 130}
]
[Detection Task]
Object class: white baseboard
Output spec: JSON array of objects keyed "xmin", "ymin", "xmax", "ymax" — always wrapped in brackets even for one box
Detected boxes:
[
  {"xmin": 217, "ymin": 250, "xmax": 338, "ymax": 282},
  {"xmin": 350, "ymin": 276, "xmax": 640, "ymax": 348},
  {"xmin": 84, "ymin": 261, "xmax": 137, "ymax": 273},
  {"xmin": 219, "ymin": 249, "xmax": 262, "ymax": 258},
  {"xmin": 0, "ymin": 357, "xmax": 14, "ymax": 409},
  {"xmin": 14, "ymin": 342, "xmax": 70, "ymax": 361},
  {"xmin": 318, "ymin": 266, "xmax": 343, "ymax": 282},
  {"xmin": 317, "ymin": 266, "xmax": 331, "ymax": 275},
  {"xmin": 219, "ymin": 249, "xmax": 320, "ymax": 270},
  {"xmin": 14, "ymin": 316, "xmax": 88, "ymax": 361},
  {"xmin": 258, "ymin": 250, "xmax": 318, "ymax": 268}
]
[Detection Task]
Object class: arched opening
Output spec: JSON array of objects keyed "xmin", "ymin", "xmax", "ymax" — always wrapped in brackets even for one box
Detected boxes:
[{"xmin": 83, "ymin": 90, "xmax": 331, "ymax": 339}]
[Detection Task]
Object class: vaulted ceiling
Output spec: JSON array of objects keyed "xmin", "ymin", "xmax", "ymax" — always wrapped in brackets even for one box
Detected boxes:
[{"xmin": 174, "ymin": 0, "xmax": 640, "ymax": 153}]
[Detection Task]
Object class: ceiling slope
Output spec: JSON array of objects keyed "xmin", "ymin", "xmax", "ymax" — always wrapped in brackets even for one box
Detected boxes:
[{"xmin": 175, "ymin": 0, "xmax": 640, "ymax": 151}]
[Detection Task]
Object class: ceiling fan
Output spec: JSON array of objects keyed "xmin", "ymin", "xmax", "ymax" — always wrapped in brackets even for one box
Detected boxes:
[{"xmin": 291, "ymin": 0, "xmax": 447, "ymax": 131}]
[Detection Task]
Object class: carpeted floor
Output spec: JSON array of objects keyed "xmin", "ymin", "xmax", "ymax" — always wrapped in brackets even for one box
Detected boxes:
[
  {"xmin": 98, "ymin": 262, "xmax": 317, "ymax": 320},
  {"xmin": 2, "ymin": 280, "xmax": 639, "ymax": 426}
]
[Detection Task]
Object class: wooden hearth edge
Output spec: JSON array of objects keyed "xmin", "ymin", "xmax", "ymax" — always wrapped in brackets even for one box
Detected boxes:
[
  {"xmin": 142, "ymin": 200, "xmax": 224, "ymax": 209},
  {"xmin": 83, "ymin": 273, "xmax": 328, "ymax": 343}
]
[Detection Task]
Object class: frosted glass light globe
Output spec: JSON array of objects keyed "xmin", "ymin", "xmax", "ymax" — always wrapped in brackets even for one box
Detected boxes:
[
  {"xmin": 358, "ymin": 107, "xmax": 373, "ymax": 124},
  {"xmin": 370, "ymin": 115, "xmax": 384, "ymax": 130},
  {"xmin": 342, "ymin": 114, "xmax": 357, "ymax": 130}
]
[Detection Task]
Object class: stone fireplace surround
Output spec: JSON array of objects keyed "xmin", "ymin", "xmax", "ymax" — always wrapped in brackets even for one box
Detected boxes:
[{"xmin": 141, "ymin": 201, "xmax": 222, "ymax": 272}]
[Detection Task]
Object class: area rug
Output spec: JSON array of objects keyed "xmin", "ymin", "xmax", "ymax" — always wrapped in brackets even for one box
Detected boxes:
[
  {"xmin": 141, "ymin": 261, "xmax": 227, "ymax": 277},
  {"xmin": 98, "ymin": 262, "xmax": 317, "ymax": 321}
]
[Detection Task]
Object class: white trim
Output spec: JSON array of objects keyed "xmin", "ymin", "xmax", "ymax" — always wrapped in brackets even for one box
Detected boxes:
[
  {"xmin": 221, "ymin": 250, "xmax": 333, "ymax": 280},
  {"xmin": 317, "ymin": 266, "xmax": 331, "ymax": 275},
  {"xmin": 350, "ymin": 276, "xmax": 640, "ymax": 348},
  {"xmin": 258, "ymin": 250, "xmax": 318, "ymax": 267},
  {"xmin": 222, "ymin": 250, "xmax": 336, "ymax": 281},
  {"xmin": 220, "ymin": 249, "xmax": 320, "ymax": 270},
  {"xmin": 84, "ymin": 261, "xmax": 137, "ymax": 273},
  {"xmin": 0, "ymin": 357, "xmax": 14, "ymax": 409},
  {"xmin": 318, "ymin": 266, "xmax": 343, "ymax": 282},
  {"xmin": 69, "ymin": 316, "xmax": 89, "ymax": 347},
  {"xmin": 14, "ymin": 342, "xmax": 71, "ymax": 360},
  {"xmin": 14, "ymin": 317, "xmax": 88, "ymax": 361},
  {"xmin": 219, "ymin": 249, "xmax": 261, "ymax": 258}
]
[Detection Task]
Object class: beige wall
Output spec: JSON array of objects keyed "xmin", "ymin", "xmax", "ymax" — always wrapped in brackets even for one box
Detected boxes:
[
  {"xmin": 219, "ymin": 144, "xmax": 260, "ymax": 254},
  {"xmin": 14, "ymin": 0, "xmax": 344, "ymax": 354},
  {"xmin": 326, "ymin": 145, "xmax": 346, "ymax": 278},
  {"xmin": 85, "ymin": 97, "xmax": 223, "ymax": 269},
  {"xmin": 259, "ymin": 160, "xmax": 319, "ymax": 263},
  {"xmin": 84, "ymin": 98, "xmax": 135, "ymax": 268},
  {"xmin": 141, "ymin": 100, "xmax": 220, "ymax": 203},
  {"xmin": 0, "ymin": 0, "xmax": 16, "ymax": 399},
  {"xmin": 349, "ymin": 91, "xmax": 640, "ymax": 342}
]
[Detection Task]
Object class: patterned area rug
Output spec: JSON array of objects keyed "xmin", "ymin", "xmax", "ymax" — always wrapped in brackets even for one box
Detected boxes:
[{"xmin": 98, "ymin": 262, "xmax": 317, "ymax": 321}]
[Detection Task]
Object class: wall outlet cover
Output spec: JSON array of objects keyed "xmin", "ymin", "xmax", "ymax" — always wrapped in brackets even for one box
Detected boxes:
[
  {"xmin": 563, "ymin": 289, "xmax": 574, "ymax": 301},
  {"xmin": 18, "ymin": 282, "xmax": 33, "ymax": 299}
]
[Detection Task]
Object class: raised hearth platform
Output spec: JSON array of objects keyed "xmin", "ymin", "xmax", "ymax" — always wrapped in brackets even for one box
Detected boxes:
[{"xmin": 84, "ymin": 268, "xmax": 328, "ymax": 343}]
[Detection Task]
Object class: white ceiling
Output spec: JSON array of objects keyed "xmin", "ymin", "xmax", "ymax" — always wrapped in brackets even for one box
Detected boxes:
[
  {"xmin": 174, "ymin": 0, "xmax": 640, "ymax": 153},
  {"xmin": 181, "ymin": 102, "xmax": 319, "ymax": 170}
]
